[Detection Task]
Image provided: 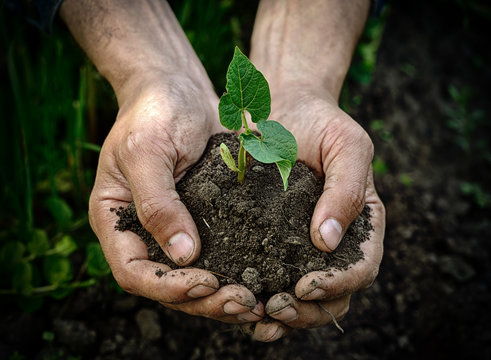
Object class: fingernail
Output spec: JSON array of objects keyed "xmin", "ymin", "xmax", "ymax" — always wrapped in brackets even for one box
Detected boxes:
[
  {"xmin": 264, "ymin": 325, "xmax": 286, "ymax": 342},
  {"xmin": 237, "ymin": 311, "xmax": 262, "ymax": 322},
  {"xmin": 319, "ymin": 218, "xmax": 343, "ymax": 251},
  {"xmin": 223, "ymin": 301, "xmax": 252, "ymax": 315},
  {"xmin": 271, "ymin": 305, "xmax": 298, "ymax": 322},
  {"xmin": 187, "ymin": 284, "xmax": 217, "ymax": 299},
  {"xmin": 301, "ymin": 288, "xmax": 327, "ymax": 301},
  {"xmin": 167, "ymin": 232, "xmax": 195, "ymax": 264},
  {"xmin": 238, "ymin": 302, "xmax": 264, "ymax": 321}
]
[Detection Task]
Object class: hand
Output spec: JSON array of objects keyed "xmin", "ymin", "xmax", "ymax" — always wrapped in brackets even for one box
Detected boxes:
[
  {"xmin": 88, "ymin": 72, "xmax": 264, "ymax": 324},
  {"xmin": 250, "ymin": 88, "xmax": 385, "ymax": 341}
]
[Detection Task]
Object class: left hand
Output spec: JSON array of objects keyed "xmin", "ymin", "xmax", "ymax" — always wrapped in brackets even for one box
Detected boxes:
[{"xmin": 249, "ymin": 87, "xmax": 385, "ymax": 342}]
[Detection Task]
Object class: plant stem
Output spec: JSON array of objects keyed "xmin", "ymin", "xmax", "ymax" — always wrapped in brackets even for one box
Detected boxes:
[
  {"xmin": 237, "ymin": 109, "xmax": 250, "ymax": 183},
  {"xmin": 8, "ymin": 46, "xmax": 34, "ymax": 231},
  {"xmin": 241, "ymin": 111, "xmax": 250, "ymax": 132}
]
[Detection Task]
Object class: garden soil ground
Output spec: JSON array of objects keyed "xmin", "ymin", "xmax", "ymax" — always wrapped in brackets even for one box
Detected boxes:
[{"xmin": 2, "ymin": 1, "xmax": 491, "ymax": 359}]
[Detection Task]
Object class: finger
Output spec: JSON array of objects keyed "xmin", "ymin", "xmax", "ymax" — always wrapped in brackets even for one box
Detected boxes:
[
  {"xmin": 310, "ymin": 118, "xmax": 374, "ymax": 252},
  {"xmin": 266, "ymin": 292, "xmax": 350, "ymax": 329},
  {"xmin": 298, "ymin": 177, "xmax": 385, "ymax": 300},
  {"xmin": 296, "ymin": 235, "xmax": 382, "ymax": 301},
  {"xmin": 90, "ymin": 194, "xmax": 219, "ymax": 303},
  {"xmin": 116, "ymin": 127, "xmax": 200, "ymax": 266},
  {"xmin": 252, "ymin": 320, "xmax": 292, "ymax": 342},
  {"xmin": 164, "ymin": 284, "xmax": 265, "ymax": 324}
]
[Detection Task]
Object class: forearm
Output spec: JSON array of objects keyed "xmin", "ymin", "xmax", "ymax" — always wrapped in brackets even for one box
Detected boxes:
[
  {"xmin": 250, "ymin": 0, "xmax": 370, "ymax": 101},
  {"xmin": 59, "ymin": 0, "xmax": 214, "ymax": 105}
]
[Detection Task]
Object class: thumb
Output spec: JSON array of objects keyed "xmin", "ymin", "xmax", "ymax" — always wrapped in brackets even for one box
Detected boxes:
[
  {"xmin": 117, "ymin": 133, "xmax": 200, "ymax": 266},
  {"xmin": 310, "ymin": 128, "xmax": 373, "ymax": 252}
]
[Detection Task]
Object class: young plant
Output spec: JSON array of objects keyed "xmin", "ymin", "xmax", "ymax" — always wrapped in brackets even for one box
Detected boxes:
[{"xmin": 218, "ymin": 47, "xmax": 297, "ymax": 190}]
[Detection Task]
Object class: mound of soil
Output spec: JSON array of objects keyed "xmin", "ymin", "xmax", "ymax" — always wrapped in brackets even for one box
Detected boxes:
[{"xmin": 115, "ymin": 133, "xmax": 372, "ymax": 300}]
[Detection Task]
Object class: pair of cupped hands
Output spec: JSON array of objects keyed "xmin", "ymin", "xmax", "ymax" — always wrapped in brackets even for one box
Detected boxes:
[{"xmin": 88, "ymin": 70, "xmax": 385, "ymax": 342}]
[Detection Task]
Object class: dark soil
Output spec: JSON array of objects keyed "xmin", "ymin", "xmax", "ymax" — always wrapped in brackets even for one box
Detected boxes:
[
  {"xmin": 114, "ymin": 133, "xmax": 372, "ymax": 300},
  {"xmin": 2, "ymin": 1, "xmax": 491, "ymax": 359}
]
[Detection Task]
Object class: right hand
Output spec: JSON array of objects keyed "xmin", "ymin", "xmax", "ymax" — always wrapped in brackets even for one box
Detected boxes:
[
  {"xmin": 88, "ymin": 71, "xmax": 264, "ymax": 323},
  {"xmin": 247, "ymin": 88, "xmax": 385, "ymax": 341}
]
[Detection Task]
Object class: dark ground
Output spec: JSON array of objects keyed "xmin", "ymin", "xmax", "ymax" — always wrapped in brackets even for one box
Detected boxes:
[{"xmin": 2, "ymin": 1, "xmax": 491, "ymax": 359}]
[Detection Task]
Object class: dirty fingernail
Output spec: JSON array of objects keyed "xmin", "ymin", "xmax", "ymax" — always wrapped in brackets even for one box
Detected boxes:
[
  {"xmin": 319, "ymin": 218, "xmax": 342, "ymax": 251},
  {"xmin": 223, "ymin": 301, "xmax": 252, "ymax": 315},
  {"xmin": 237, "ymin": 311, "xmax": 262, "ymax": 322},
  {"xmin": 301, "ymin": 288, "xmax": 328, "ymax": 300},
  {"xmin": 270, "ymin": 305, "xmax": 298, "ymax": 322},
  {"xmin": 167, "ymin": 232, "xmax": 195, "ymax": 264},
  {"xmin": 187, "ymin": 284, "xmax": 217, "ymax": 299},
  {"xmin": 264, "ymin": 325, "xmax": 286, "ymax": 342}
]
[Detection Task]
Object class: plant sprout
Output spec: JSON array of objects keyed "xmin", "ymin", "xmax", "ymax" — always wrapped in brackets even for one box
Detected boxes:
[{"xmin": 218, "ymin": 47, "xmax": 298, "ymax": 190}]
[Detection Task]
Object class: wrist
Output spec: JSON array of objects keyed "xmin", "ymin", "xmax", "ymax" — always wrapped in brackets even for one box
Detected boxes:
[
  {"xmin": 60, "ymin": 0, "xmax": 215, "ymax": 106},
  {"xmin": 249, "ymin": 0, "xmax": 369, "ymax": 102},
  {"xmin": 250, "ymin": 60, "xmax": 348, "ymax": 104},
  {"xmin": 114, "ymin": 67, "xmax": 217, "ymax": 112}
]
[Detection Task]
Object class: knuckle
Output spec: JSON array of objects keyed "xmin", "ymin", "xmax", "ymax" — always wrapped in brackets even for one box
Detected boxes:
[
  {"xmin": 345, "ymin": 182, "xmax": 366, "ymax": 217},
  {"xmin": 326, "ymin": 116, "xmax": 374, "ymax": 159},
  {"xmin": 118, "ymin": 126, "xmax": 177, "ymax": 164},
  {"xmin": 138, "ymin": 198, "xmax": 168, "ymax": 235},
  {"xmin": 113, "ymin": 271, "xmax": 138, "ymax": 296},
  {"xmin": 362, "ymin": 267, "xmax": 380, "ymax": 290},
  {"xmin": 119, "ymin": 126, "xmax": 147, "ymax": 157},
  {"xmin": 138, "ymin": 191, "xmax": 181, "ymax": 236}
]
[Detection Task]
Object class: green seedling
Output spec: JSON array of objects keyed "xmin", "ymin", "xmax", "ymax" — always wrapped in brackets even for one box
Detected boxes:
[{"xmin": 218, "ymin": 47, "xmax": 298, "ymax": 190}]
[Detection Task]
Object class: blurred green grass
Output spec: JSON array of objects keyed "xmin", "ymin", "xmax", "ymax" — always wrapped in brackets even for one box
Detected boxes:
[{"xmin": 0, "ymin": 0, "xmax": 245, "ymax": 310}]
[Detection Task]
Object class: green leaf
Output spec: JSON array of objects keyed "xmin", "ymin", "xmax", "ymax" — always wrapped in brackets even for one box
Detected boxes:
[
  {"xmin": 12, "ymin": 261, "xmax": 33, "ymax": 295},
  {"xmin": 276, "ymin": 160, "xmax": 294, "ymax": 191},
  {"xmin": 53, "ymin": 235, "xmax": 77, "ymax": 256},
  {"xmin": 240, "ymin": 121, "xmax": 297, "ymax": 165},
  {"xmin": 46, "ymin": 196, "xmax": 73, "ymax": 227},
  {"xmin": 43, "ymin": 255, "xmax": 73, "ymax": 285},
  {"xmin": 218, "ymin": 47, "xmax": 271, "ymax": 130},
  {"xmin": 218, "ymin": 94, "xmax": 243, "ymax": 131},
  {"xmin": 240, "ymin": 121, "xmax": 297, "ymax": 190},
  {"xmin": 219, "ymin": 143, "xmax": 238, "ymax": 172},
  {"xmin": 86, "ymin": 242, "xmax": 111, "ymax": 277},
  {"xmin": 27, "ymin": 229, "xmax": 50, "ymax": 256}
]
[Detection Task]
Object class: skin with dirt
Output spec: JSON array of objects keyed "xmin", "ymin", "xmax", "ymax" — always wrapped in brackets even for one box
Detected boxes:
[{"xmin": 114, "ymin": 133, "xmax": 373, "ymax": 301}]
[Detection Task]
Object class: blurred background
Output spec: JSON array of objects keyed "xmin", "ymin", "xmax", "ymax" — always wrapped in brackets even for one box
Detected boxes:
[{"xmin": 1, "ymin": 0, "xmax": 490, "ymax": 359}]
